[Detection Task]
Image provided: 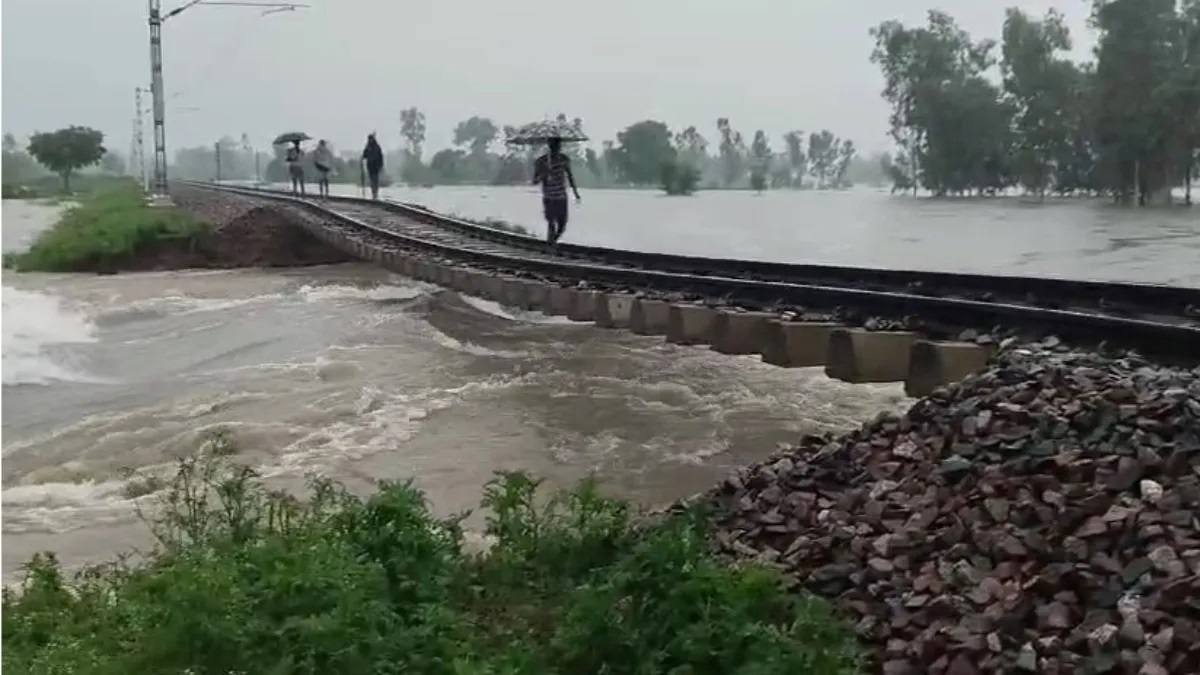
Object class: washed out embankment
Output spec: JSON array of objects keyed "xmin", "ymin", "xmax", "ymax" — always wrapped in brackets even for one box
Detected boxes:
[{"xmin": 4, "ymin": 183, "xmax": 351, "ymax": 274}]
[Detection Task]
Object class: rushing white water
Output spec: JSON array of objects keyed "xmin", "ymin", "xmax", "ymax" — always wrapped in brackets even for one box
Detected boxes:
[
  {"xmin": 1, "ymin": 252, "xmax": 912, "ymax": 582},
  {"xmin": 2, "ymin": 287, "xmax": 100, "ymax": 386}
]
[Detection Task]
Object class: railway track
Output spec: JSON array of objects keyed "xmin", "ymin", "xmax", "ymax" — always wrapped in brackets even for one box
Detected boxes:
[{"xmin": 183, "ymin": 181, "xmax": 1200, "ymax": 359}]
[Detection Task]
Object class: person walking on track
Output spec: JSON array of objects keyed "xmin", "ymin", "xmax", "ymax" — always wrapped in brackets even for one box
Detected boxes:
[
  {"xmin": 532, "ymin": 137, "xmax": 581, "ymax": 244},
  {"xmin": 361, "ymin": 133, "xmax": 384, "ymax": 200},
  {"xmin": 312, "ymin": 139, "xmax": 334, "ymax": 198},
  {"xmin": 285, "ymin": 140, "xmax": 306, "ymax": 196}
]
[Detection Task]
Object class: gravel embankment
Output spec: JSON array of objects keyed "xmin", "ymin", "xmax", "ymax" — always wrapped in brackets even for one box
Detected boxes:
[
  {"xmin": 161, "ymin": 186, "xmax": 352, "ymax": 269},
  {"xmin": 707, "ymin": 340, "xmax": 1200, "ymax": 674}
]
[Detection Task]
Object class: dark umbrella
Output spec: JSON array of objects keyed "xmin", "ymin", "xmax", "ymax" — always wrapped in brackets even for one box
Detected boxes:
[
  {"xmin": 273, "ymin": 131, "xmax": 312, "ymax": 145},
  {"xmin": 505, "ymin": 119, "xmax": 588, "ymax": 146}
]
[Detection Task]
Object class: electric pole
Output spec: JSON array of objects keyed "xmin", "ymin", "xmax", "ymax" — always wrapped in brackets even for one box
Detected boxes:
[
  {"xmin": 215, "ymin": 141, "xmax": 222, "ymax": 182},
  {"xmin": 146, "ymin": 0, "xmax": 307, "ymax": 202},
  {"xmin": 134, "ymin": 86, "xmax": 149, "ymax": 191},
  {"xmin": 149, "ymin": 0, "xmax": 169, "ymax": 199}
]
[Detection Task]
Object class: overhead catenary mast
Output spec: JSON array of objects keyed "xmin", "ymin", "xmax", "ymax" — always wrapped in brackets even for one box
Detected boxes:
[
  {"xmin": 146, "ymin": 0, "xmax": 307, "ymax": 202},
  {"xmin": 148, "ymin": 0, "xmax": 169, "ymax": 199}
]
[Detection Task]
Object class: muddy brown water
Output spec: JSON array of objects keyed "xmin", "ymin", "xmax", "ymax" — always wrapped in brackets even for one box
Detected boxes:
[{"xmin": 3, "ymin": 191, "xmax": 1198, "ymax": 581}]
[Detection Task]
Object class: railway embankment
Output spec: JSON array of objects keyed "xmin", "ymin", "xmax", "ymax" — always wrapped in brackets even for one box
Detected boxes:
[{"xmin": 4, "ymin": 182, "xmax": 349, "ymax": 273}]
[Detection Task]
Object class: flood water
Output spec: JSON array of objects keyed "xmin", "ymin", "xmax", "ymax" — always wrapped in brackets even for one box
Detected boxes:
[
  {"xmin": 318, "ymin": 184, "xmax": 1200, "ymax": 287},
  {"xmin": 2, "ymin": 191, "xmax": 1198, "ymax": 581}
]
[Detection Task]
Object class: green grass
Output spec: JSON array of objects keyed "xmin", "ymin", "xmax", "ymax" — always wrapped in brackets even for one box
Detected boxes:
[
  {"xmin": 5, "ymin": 181, "xmax": 208, "ymax": 273},
  {"xmin": 3, "ymin": 452, "xmax": 863, "ymax": 675}
]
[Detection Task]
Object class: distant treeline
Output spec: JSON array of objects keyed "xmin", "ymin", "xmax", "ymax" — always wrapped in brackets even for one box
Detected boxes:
[
  {"xmin": 871, "ymin": 2, "xmax": 1199, "ymax": 204},
  {"xmin": 164, "ymin": 115, "xmax": 889, "ymax": 193}
]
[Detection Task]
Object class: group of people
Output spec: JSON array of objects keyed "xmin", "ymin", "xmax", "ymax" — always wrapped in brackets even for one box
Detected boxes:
[
  {"xmin": 284, "ymin": 133, "xmax": 385, "ymax": 200},
  {"xmin": 282, "ymin": 134, "xmax": 580, "ymax": 244}
]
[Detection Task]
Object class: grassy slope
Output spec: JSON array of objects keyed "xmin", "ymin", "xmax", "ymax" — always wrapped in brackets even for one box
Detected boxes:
[
  {"xmin": 2, "ymin": 444, "xmax": 863, "ymax": 675},
  {"xmin": 5, "ymin": 181, "xmax": 207, "ymax": 272}
]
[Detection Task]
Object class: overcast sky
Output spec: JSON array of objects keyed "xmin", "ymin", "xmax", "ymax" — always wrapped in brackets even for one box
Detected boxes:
[{"xmin": 2, "ymin": 0, "xmax": 1095, "ymax": 157}]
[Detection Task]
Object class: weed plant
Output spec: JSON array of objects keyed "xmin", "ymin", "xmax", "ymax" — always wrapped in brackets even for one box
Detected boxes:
[
  {"xmin": 3, "ymin": 453, "xmax": 863, "ymax": 675},
  {"xmin": 6, "ymin": 181, "xmax": 206, "ymax": 272}
]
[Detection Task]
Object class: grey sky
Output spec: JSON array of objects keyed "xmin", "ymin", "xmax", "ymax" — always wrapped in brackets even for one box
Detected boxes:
[{"xmin": 2, "ymin": 0, "xmax": 1094, "ymax": 157}]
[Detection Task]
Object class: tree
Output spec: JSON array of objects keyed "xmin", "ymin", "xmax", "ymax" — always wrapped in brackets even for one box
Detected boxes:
[
  {"xmin": 100, "ymin": 151, "xmax": 127, "ymax": 175},
  {"xmin": 660, "ymin": 160, "xmax": 700, "ymax": 196},
  {"xmin": 833, "ymin": 140, "xmax": 857, "ymax": 187},
  {"xmin": 782, "ymin": 131, "xmax": 806, "ymax": 188},
  {"xmin": 27, "ymin": 126, "xmax": 106, "ymax": 192},
  {"xmin": 1001, "ymin": 8, "xmax": 1081, "ymax": 196},
  {"xmin": 1091, "ymin": 0, "xmax": 1189, "ymax": 204},
  {"xmin": 452, "ymin": 116, "xmax": 499, "ymax": 182},
  {"xmin": 399, "ymin": 107, "xmax": 427, "ymax": 160},
  {"xmin": 453, "ymin": 116, "xmax": 499, "ymax": 157},
  {"xmin": 673, "ymin": 126, "xmax": 709, "ymax": 172},
  {"xmin": 2, "ymin": 132, "xmax": 46, "ymax": 183},
  {"xmin": 716, "ymin": 118, "xmax": 746, "ymax": 187},
  {"xmin": 870, "ymin": 11, "xmax": 1000, "ymax": 196},
  {"xmin": 429, "ymin": 149, "xmax": 467, "ymax": 183},
  {"xmin": 808, "ymin": 130, "xmax": 839, "ymax": 188},
  {"xmin": 749, "ymin": 130, "xmax": 772, "ymax": 192},
  {"xmin": 612, "ymin": 120, "xmax": 676, "ymax": 186}
]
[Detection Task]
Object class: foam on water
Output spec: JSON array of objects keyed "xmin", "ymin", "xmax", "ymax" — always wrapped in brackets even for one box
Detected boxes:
[
  {"xmin": 458, "ymin": 293, "xmax": 578, "ymax": 325},
  {"xmin": 2, "ymin": 286, "xmax": 101, "ymax": 385},
  {"xmin": 296, "ymin": 282, "xmax": 427, "ymax": 304}
]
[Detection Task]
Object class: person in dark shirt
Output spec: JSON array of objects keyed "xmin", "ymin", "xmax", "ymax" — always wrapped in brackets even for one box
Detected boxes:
[
  {"xmin": 532, "ymin": 137, "xmax": 581, "ymax": 244},
  {"xmin": 361, "ymin": 133, "xmax": 384, "ymax": 200}
]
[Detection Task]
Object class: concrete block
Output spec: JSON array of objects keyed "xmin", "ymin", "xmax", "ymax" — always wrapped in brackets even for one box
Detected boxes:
[
  {"xmin": 498, "ymin": 278, "xmax": 529, "ymax": 308},
  {"xmin": 760, "ymin": 321, "xmax": 840, "ymax": 368},
  {"xmin": 825, "ymin": 328, "xmax": 918, "ymax": 383},
  {"xmin": 568, "ymin": 290, "xmax": 600, "ymax": 322},
  {"xmin": 630, "ymin": 299, "xmax": 672, "ymax": 335},
  {"xmin": 478, "ymin": 274, "xmax": 508, "ymax": 302},
  {"xmin": 451, "ymin": 268, "xmax": 475, "ymax": 293},
  {"xmin": 905, "ymin": 340, "xmax": 996, "ymax": 398},
  {"xmin": 420, "ymin": 261, "xmax": 438, "ymax": 282},
  {"xmin": 711, "ymin": 310, "xmax": 776, "ymax": 355},
  {"xmin": 412, "ymin": 260, "xmax": 430, "ymax": 281},
  {"xmin": 667, "ymin": 304, "xmax": 718, "ymax": 346},
  {"xmin": 547, "ymin": 286, "xmax": 575, "ymax": 316},
  {"xmin": 595, "ymin": 293, "xmax": 635, "ymax": 328},
  {"xmin": 523, "ymin": 281, "xmax": 552, "ymax": 311},
  {"xmin": 398, "ymin": 255, "xmax": 416, "ymax": 277}
]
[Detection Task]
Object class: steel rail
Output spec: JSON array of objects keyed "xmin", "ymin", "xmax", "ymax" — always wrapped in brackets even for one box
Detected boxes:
[
  {"xmin": 181, "ymin": 181, "xmax": 1200, "ymax": 359},
  {"xmin": 188, "ymin": 181, "xmax": 1200, "ymax": 320}
]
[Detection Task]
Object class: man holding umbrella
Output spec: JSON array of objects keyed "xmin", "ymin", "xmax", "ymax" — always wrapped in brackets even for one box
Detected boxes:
[
  {"xmin": 508, "ymin": 119, "xmax": 586, "ymax": 244},
  {"xmin": 532, "ymin": 138, "xmax": 581, "ymax": 244}
]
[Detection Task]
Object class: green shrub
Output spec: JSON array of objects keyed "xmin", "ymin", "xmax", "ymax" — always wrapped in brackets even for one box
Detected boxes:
[
  {"xmin": 6, "ymin": 182, "xmax": 207, "ymax": 272},
  {"xmin": 660, "ymin": 160, "xmax": 701, "ymax": 196},
  {"xmin": 3, "ymin": 453, "xmax": 863, "ymax": 675}
]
